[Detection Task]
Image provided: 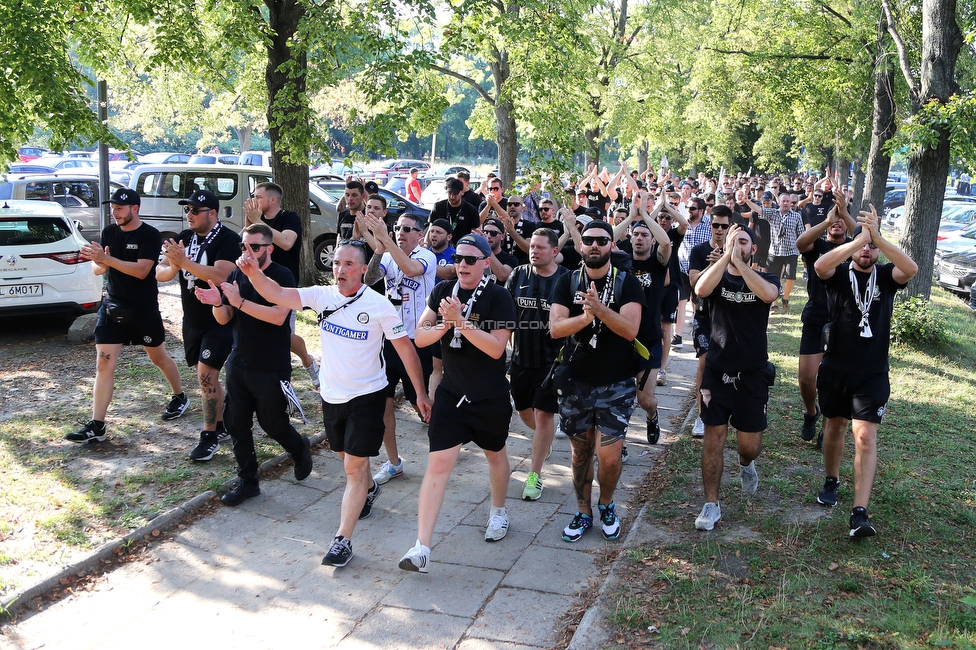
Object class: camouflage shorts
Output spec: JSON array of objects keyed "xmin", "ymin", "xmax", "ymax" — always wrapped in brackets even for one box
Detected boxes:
[{"xmin": 559, "ymin": 377, "xmax": 637, "ymax": 441}]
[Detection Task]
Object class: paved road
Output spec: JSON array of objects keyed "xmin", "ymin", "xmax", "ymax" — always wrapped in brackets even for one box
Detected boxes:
[{"xmin": 1, "ymin": 336, "xmax": 700, "ymax": 650}]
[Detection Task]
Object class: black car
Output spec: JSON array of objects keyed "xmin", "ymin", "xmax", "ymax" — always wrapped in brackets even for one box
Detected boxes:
[
  {"xmin": 882, "ymin": 189, "xmax": 906, "ymax": 214},
  {"xmin": 934, "ymin": 248, "xmax": 976, "ymax": 296}
]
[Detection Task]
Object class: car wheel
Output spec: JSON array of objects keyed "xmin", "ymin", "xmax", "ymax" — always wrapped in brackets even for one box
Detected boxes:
[{"xmin": 314, "ymin": 234, "xmax": 337, "ymax": 272}]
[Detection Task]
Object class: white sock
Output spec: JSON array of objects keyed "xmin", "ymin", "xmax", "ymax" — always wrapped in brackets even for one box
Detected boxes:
[{"xmin": 490, "ymin": 506, "xmax": 506, "ymax": 517}]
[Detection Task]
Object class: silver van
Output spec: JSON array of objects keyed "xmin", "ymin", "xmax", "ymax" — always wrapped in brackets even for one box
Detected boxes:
[
  {"xmin": 0, "ymin": 173, "xmax": 124, "ymax": 241},
  {"xmin": 129, "ymin": 165, "xmax": 339, "ymax": 269}
]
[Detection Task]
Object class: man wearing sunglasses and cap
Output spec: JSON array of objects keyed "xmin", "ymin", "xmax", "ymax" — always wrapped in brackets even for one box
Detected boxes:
[
  {"xmin": 550, "ymin": 220, "xmax": 646, "ymax": 544},
  {"xmin": 67, "ymin": 189, "xmax": 186, "ymax": 444},
  {"xmin": 157, "ymin": 189, "xmax": 242, "ymax": 461},
  {"xmin": 813, "ymin": 206, "xmax": 917, "ymax": 538},
  {"xmin": 399, "ymin": 233, "xmax": 517, "ymax": 573}
]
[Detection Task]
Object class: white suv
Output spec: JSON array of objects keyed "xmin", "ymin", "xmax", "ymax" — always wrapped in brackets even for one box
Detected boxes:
[{"xmin": 0, "ymin": 200, "xmax": 103, "ymax": 317}]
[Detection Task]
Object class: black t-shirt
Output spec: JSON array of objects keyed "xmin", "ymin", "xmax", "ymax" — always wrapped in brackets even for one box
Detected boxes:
[
  {"xmin": 664, "ymin": 227, "xmax": 684, "ymax": 288},
  {"xmin": 630, "ymin": 252, "xmax": 668, "ymax": 343},
  {"xmin": 822, "ymin": 262, "xmax": 905, "ymax": 374},
  {"xmin": 535, "ymin": 219, "xmax": 565, "ymax": 239},
  {"xmin": 461, "ymin": 189, "xmax": 481, "ymax": 208},
  {"xmin": 688, "ymin": 240, "xmax": 718, "ymax": 332},
  {"xmin": 226, "ymin": 264, "xmax": 295, "ymax": 372},
  {"xmin": 493, "ymin": 249, "xmax": 520, "ymax": 280},
  {"xmin": 101, "ymin": 222, "xmax": 162, "ymax": 309},
  {"xmin": 586, "ymin": 190, "xmax": 610, "ymax": 217},
  {"xmin": 262, "ymin": 209, "xmax": 302, "ymax": 281},
  {"xmin": 430, "ymin": 200, "xmax": 480, "ymax": 242},
  {"xmin": 504, "ymin": 218, "xmax": 537, "ymax": 266},
  {"xmin": 428, "ymin": 280, "xmax": 516, "ymax": 400},
  {"xmin": 551, "ymin": 268, "xmax": 646, "ymax": 385},
  {"xmin": 177, "ymin": 225, "xmax": 241, "ymax": 328},
  {"xmin": 505, "ymin": 264, "xmax": 569, "ymax": 368},
  {"xmin": 478, "ymin": 198, "xmax": 508, "ymax": 219},
  {"xmin": 558, "ymin": 243, "xmax": 582, "ymax": 271},
  {"xmin": 749, "ymin": 214, "xmax": 771, "ymax": 263},
  {"xmin": 801, "ymin": 203, "xmax": 830, "ymax": 230},
  {"xmin": 800, "ymin": 237, "xmax": 847, "ymax": 325},
  {"xmin": 704, "ymin": 270, "xmax": 780, "ymax": 373}
]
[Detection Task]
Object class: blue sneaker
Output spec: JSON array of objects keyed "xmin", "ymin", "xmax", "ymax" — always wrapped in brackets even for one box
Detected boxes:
[
  {"xmin": 562, "ymin": 512, "xmax": 592, "ymax": 542},
  {"xmin": 598, "ymin": 502, "xmax": 621, "ymax": 540}
]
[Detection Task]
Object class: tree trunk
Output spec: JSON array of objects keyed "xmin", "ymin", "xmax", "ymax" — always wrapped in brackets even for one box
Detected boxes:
[
  {"xmin": 495, "ymin": 99, "xmax": 518, "ymax": 189},
  {"xmin": 233, "ymin": 125, "xmax": 253, "ymax": 154},
  {"xmin": 638, "ymin": 141, "xmax": 648, "ymax": 175},
  {"xmin": 862, "ymin": 59, "xmax": 896, "ymax": 212},
  {"xmin": 900, "ymin": 0, "xmax": 963, "ymax": 299},
  {"xmin": 584, "ymin": 126, "xmax": 600, "ymax": 168},
  {"xmin": 265, "ymin": 0, "xmax": 314, "ymax": 285},
  {"xmin": 852, "ymin": 161, "xmax": 865, "ymax": 215}
]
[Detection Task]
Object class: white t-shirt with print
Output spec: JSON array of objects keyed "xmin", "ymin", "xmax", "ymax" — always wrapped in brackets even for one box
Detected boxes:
[
  {"xmin": 379, "ymin": 245, "xmax": 437, "ymax": 339},
  {"xmin": 297, "ymin": 285, "xmax": 406, "ymax": 404}
]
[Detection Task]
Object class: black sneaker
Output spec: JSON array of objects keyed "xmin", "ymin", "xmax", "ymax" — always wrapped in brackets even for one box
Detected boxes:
[
  {"xmin": 65, "ymin": 420, "xmax": 105, "ymax": 444},
  {"xmin": 162, "ymin": 393, "xmax": 190, "ymax": 420},
  {"xmin": 215, "ymin": 421, "xmax": 229, "ymax": 442},
  {"xmin": 647, "ymin": 415, "xmax": 661, "ymax": 445},
  {"xmin": 801, "ymin": 407, "xmax": 821, "ymax": 441},
  {"xmin": 817, "ymin": 476, "xmax": 839, "ymax": 507},
  {"xmin": 221, "ymin": 482, "xmax": 260, "ymax": 506},
  {"xmin": 322, "ymin": 536, "xmax": 353, "ymax": 567},
  {"xmin": 293, "ymin": 436, "xmax": 312, "ymax": 481},
  {"xmin": 359, "ymin": 481, "xmax": 382, "ymax": 520},
  {"xmin": 671, "ymin": 334, "xmax": 683, "ymax": 349},
  {"xmin": 849, "ymin": 507, "xmax": 877, "ymax": 538},
  {"xmin": 188, "ymin": 431, "xmax": 219, "ymax": 461}
]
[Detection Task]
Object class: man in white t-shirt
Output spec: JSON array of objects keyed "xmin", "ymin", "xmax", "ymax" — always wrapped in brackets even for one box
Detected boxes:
[
  {"xmin": 362, "ymin": 202, "xmax": 438, "ymax": 488},
  {"xmin": 244, "ymin": 240, "xmax": 432, "ymax": 569}
]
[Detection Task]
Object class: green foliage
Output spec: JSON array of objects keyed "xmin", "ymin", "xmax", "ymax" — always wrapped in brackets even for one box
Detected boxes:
[{"xmin": 891, "ymin": 296, "xmax": 949, "ymax": 347}]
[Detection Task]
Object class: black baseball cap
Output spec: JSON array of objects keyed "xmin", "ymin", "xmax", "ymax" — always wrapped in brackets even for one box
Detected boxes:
[
  {"xmin": 179, "ymin": 190, "xmax": 219, "ymax": 210},
  {"xmin": 102, "ymin": 188, "xmax": 140, "ymax": 207}
]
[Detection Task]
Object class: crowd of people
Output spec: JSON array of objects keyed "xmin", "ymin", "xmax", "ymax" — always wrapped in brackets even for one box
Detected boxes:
[{"xmin": 66, "ymin": 162, "xmax": 917, "ymax": 571}]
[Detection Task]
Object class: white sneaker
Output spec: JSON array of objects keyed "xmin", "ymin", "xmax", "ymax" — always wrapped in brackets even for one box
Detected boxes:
[
  {"xmin": 485, "ymin": 510, "xmax": 509, "ymax": 542},
  {"xmin": 398, "ymin": 540, "xmax": 430, "ymax": 573},
  {"xmin": 304, "ymin": 358, "xmax": 320, "ymax": 390},
  {"xmin": 373, "ymin": 458, "xmax": 404, "ymax": 485},
  {"xmin": 692, "ymin": 417, "xmax": 705, "ymax": 437},
  {"xmin": 656, "ymin": 370, "xmax": 667, "ymax": 386},
  {"xmin": 695, "ymin": 502, "xmax": 722, "ymax": 531},
  {"xmin": 740, "ymin": 461, "xmax": 759, "ymax": 495}
]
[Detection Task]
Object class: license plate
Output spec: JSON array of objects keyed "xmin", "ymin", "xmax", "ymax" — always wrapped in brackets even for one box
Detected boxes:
[
  {"xmin": 940, "ymin": 273, "xmax": 960, "ymax": 287},
  {"xmin": 0, "ymin": 283, "xmax": 42, "ymax": 298}
]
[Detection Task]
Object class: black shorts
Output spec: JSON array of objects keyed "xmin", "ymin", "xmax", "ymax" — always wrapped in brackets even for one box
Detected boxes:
[
  {"xmin": 427, "ymin": 386, "xmax": 512, "ymax": 453},
  {"xmin": 94, "ymin": 304, "xmax": 166, "ymax": 347},
  {"xmin": 634, "ymin": 337, "xmax": 663, "ymax": 374},
  {"xmin": 322, "ymin": 388, "xmax": 387, "ymax": 457},
  {"xmin": 692, "ymin": 318, "xmax": 711, "ymax": 358},
  {"xmin": 700, "ymin": 365, "xmax": 769, "ymax": 432},
  {"xmin": 679, "ymin": 272, "xmax": 692, "ymax": 301},
  {"xmin": 384, "ymin": 339, "xmax": 433, "ymax": 403},
  {"xmin": 183, "ymin": 324, "xmax": 233, "ymax": 369},
  {"xmin": 817, "ymin": 366, "xmax": 890, "ymax": 424},
  {"xmin": 767, "ymin": 255, "xmax": 798, "ymax": 281},
  {"xmin": 510, "ymin": 363, "xmax": 558, "ymax": 413},
  {"xmin": 661, "ymin": 286, "xmax": 679, "ymax": 323},
  {"xmin": 799, "ymin": 320, "xmax": 827, "ymax": 355}
]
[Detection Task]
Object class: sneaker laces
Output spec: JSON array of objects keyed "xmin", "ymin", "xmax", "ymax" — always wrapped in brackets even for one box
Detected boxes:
[
  {"xmin": 600, "ymin": 504, "xmax": 616, "ymax": 526},
  {"xmin": 328, "ymin": 537, "xmax": 350, "ymax": 554},
  {"xmin": 487, "ymin": 513, "xmax": 507, "ymax": 530},
  {"xmin": 569, "ymin": 512, "xmax": 591, "ymax": 530}
]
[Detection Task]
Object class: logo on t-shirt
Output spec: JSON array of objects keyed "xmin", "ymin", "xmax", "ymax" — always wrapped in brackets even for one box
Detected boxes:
[
  {"xmin": 321, "ymin": 321, "xmax": 368, "ymax": 340},
  {"xmin": 357, "ymin": 312, "xmax": 369, "ymax": 324},
  {"xmin": 127, "ymin": 243, "xmax": 139, "ymax": 250},
  {"xmin": 720, "ymin": 288, "xmax": 758, "ymax": 303},
  {"xmin": 392, "ymin": 323, "xmax": 405, "ymax": 336},
  {"xmin": 201, "ymin": 349, "xmax": 211, "ymax": 360},
  {"xmin": 143, "ymin": 335, "xmax": 152, "ymax": 344}
]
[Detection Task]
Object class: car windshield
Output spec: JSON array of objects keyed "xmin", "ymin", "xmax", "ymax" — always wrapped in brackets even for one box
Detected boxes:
[
  {"xmin": 0, "ymin": 217, "xmax": 72, "ymax": 245},
  {"xmin": 944, "ymin": 208, "xmax": 976, "ymax": 224}
]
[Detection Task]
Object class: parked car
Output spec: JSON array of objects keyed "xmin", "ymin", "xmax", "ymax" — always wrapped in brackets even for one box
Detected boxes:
[
  {"xmin": 426, "ymin": 165, "xmax": 471, "ymax": 178},
  {"xmin": 129, "ymin": 164, "xmax": 339, "ymax": 272},
  {"xmin": 892, "ymin": 200, "xmax": 976, "ymax": 231},
  {"xmin": 935, "ymin": 221, "xmax": 976, "ymax": 257},
  {"xmin": 934, "ymin": 248, "xmax": 976, "ymax": 296},
  {"xmin": 365, "ymin": 159, "xmax": 430, "ymax": 182},
  {"xmin": 188, "ymin": 154, "xmax": 241, "ymax": 165},
  {"xmin": 31, "ymin": 156, "xmax": 98, "ymax": 171},
  {"xmin": 419, "ymin": 176, "xmax": 455, "ymax": 207},
  {"xmin": 139, "ymin": 152, "xmax": 191, "ymax": 165},
  {"xmin": 316, "ymin": 162, "xmax": 367, "ymax": 177},
  {"xmin": 5, "ymin": 164, "xmax": 56, "ymax": 175},
  {"xmin": 0, "ymin": 200, "xmax": 102, "ymax": 317},
  {"xmin": 882, "ymin": 188, "xmax": 906, "ymax": 214},
  {"xmin": 18, "ymin": 146, "xmax": 50, "ymax": 162},
  {"xmin": 0, "ymin": 174, "xmax": 123, "ymax": 240},
  {"xmin": 240, "ymin": 151, "xmax": 273, "ymax": 167},
  {"xmin": 384, "ymin": 174, "xmax": 441, "ymax": 199}
]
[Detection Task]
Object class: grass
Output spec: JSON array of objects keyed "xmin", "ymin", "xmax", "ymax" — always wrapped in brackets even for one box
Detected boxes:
[{"xmin": 606, "ymin": 281, "xmax": 976, "ymax": 649}]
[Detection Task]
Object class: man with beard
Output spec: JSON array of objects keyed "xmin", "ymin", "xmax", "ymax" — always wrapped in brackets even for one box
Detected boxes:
[
  {"xmin": 499, "ymin": 195, "xmax": 536, "ymax": 266},
  {"xmin": 798, "ymin": 186, "xmax": 834, "ymax": 230},
  {"xmin": 362, "ymin": 207, "xmax": 437, "ymax": 489},
  {"xmin": 425, "ymin": 218, "xmax": 456, "ymax": 283},
  {"xmin": 675, "ymin": 197, "xmax": 710, "ymax": 349},
  {"xmin": 744, "ymin": 192, "xmax": 803, "ymax": 311},
  {"xmin": 625, "ymin": 193, "xmax": 672, "ymax": 446},
  {"xmin": 193, "ymin": 224, "xmax": 313, "ymax": 507},
  {"xmin": 430, "ymin": 178, "xmax": 479, "ymax": 241},
  {"xmin": 536, "ymin": 198, "xmax": 564, "ymax": 239},
  {"xmin": 550, "ymin": 221, "xmax": 645, "ymax": 543},
  {"xmin": 693, "ymin": 225, "xmax": 779, "ymax": 531},
  {"xmin": 813, "ymin": 206, "xmax": 917, "ymax": 537},
  {"xmin": 336, "ymin": 180, "xmax": 368, "ymax": 240},
  {"xmin": 399, "ymin": 234, "xmax": 516, "ymax": 573},
  {"xmin": 795, "ymin": 191, "xmax": 856, "ymax": 445},
  {"xmin": 505, "ymin": 228, "xmax": 569, "ymax": 501},
  {"xmin": 157, "ymin": 190, "xmax": 241, "ymax": 460},
  {"xmin": 482, "ymin": 217, "xmax": 519, "ymax": 284},
  {"xmin": 456, "ymin": 171, "xmax": 481, "ymax": 208},
  {"xmin": 67, "ymin": 189, "xmax": 186, "ymax": 443}
]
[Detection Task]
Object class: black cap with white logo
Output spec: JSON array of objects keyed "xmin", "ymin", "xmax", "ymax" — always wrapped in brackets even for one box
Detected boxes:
[
  {"xmin": 102, "ymin": 188, "xmax": 141, "ymax": 207},
  {"xmin": 178, "ymin": 190, "xmax": 220, "ymax": 210}
]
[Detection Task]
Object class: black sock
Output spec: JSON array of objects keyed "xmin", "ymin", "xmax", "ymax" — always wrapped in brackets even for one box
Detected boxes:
[{"xmin": 92, "ymin": 420, "xmax": 105, "ymax": 429}]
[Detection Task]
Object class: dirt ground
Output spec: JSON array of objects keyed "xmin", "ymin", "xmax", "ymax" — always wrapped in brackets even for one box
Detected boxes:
[{"xmin": 0, "ymin": 280, "xmax": 324, "ymax": 599}]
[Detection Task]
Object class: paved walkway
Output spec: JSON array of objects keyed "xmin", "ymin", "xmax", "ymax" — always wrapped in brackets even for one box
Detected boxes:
[{"xmin": 1, "ymin": 332, "xmax": 700, "ymax": 650}]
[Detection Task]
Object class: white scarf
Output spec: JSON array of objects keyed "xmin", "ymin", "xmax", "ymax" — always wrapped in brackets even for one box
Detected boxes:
[
  {"xmin": 450, "ymin": 274, "xmax": 490, "ymax": 348},
  {"xmin": 849, "ymin": 265, "xmax": 877, "ymax": 338}
]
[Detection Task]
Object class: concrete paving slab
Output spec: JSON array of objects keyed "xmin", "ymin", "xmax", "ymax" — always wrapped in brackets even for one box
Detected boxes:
[
  {"xmin": 501, "ymin": 544, "xmax": 597, "ymax": 596},
  {"xmin": 337, "ymin": 605, "xmax": 470, "ymax": 649},
  {"xmin": 459, "ymin": 496, "xmax": 560, "ymax": 537},
  {"xmin": 467, "ymin": 586, "xmax": 577, "ymax": 646},
  {"xmin": 381, "ymin": 564, "xmax": 504, "ymax": 617},
  {"xmin": 433, "ymin": 528, "xmax": 535, "ymax": 571}
]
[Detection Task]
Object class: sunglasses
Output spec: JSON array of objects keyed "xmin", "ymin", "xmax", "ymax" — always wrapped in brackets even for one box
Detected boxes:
[
  {"xmin": 338, "ymin": 239, "xmax": 367, "ymax": 247},
  {"xmin": 489, "ymin": 186, "xmax": 502, "ymax": 191},
  {"xmin": 508, "ymin": 202, "xmax": 522, "ymax": 207},
  {"xmin": 711, "ymin": 223, "xmax": 730, "ymax": 230},
  {"xmin": 581, "ymin": 235, "xmax": 611, "ymax": 246},
  {"xmin": 452, "ymin": 254, "xmax": 486, "ymax": 265},
  {"xmin": 539, "ymin": 206, "xmax": 552, "ymax": 211},
  {"xmin": 813, "ymin": 193, "xmax": 824, "ymax": 198},
  {"xmin": 482, "ymin": 229, "xmax": 502, "ymax": 236},
  {"xmin": 183, "ymin": 206, "xmax": 212, "ymax": 215},
  {"xmin": 394, "ymin": 225, "xmax": 421, "ymax": 233},
  {"xmin": 659, "ymin": 215, "xmax": 673, "ymax": 221},
  {"xmin": 240, "ymin": 242, "xmax": 272, "ymax": 251},
  {"xmin": 687, "ymin": 206, "xmax": 700, "ymax": 211}
]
